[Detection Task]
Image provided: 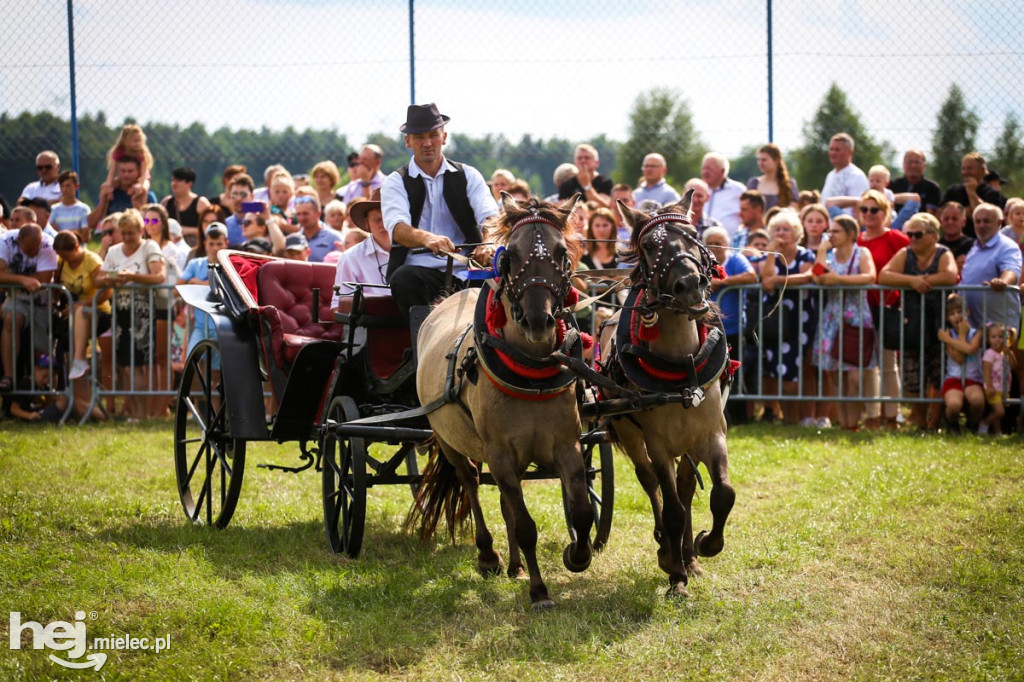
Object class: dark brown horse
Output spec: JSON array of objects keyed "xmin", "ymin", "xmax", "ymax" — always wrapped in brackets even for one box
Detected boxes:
[
  {"xmin": 598, "ymin": 191, "xmax": 736, "ymax": 597},
  {"xmin": 409, "ymin": 194, "xmax": 593, "ymax": 609}
]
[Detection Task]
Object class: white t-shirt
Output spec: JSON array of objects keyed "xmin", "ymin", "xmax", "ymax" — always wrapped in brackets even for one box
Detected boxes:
[
  {"xmin": 102, "ymin": 240, "xmax": 164, "ymax": 310},
  {"xmin": 51, "ymin": 201, "xmax": 91, "ymax": 233},
  {"xmin": 821, "ymin": 164, "xmax": 870, "ymax": 215},
  {"xmin": 20, "ymin": 180, "xmax": 62, "ymax": 203},
  {"xmin": 0, "ymin": 230, "xmax": 58, "ymax": 275}
]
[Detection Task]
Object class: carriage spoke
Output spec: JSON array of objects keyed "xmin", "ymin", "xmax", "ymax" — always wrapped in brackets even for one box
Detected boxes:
[{"xmin": 182, "ymin": 396, "xmax": 208, "ymax": 432}]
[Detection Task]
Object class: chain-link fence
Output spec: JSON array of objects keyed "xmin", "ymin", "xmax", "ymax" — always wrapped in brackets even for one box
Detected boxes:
[{"xmin": 2, "ymin": 1, "xmax": 1022, "ymax": 206}]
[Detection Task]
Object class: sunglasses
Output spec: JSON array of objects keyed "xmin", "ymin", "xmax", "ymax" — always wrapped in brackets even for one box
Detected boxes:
[
  {"xmin": 294, "ymin": 196, "xmax": 316, "ymax": 205},
  {"xmin": 243, "ymin": 219, "xmax": 256, "ymax": 226},
  {"xmin": 144, "ymin": 218, "xmax": 161, "ymax": 226},
  {"xmin": 905, "ymin": 231, "xmax": 933, "ymax": 239},
  {"xmin": 36, "ymin": 164, "xmax": 54, "ymax": 171},
  {"xmin": 230, "ymin": 191, "xmax": 251, "ymax": 199},
  {"xmin": 859, "ymin": 206, "xmax": 882, "ymax": 215}
]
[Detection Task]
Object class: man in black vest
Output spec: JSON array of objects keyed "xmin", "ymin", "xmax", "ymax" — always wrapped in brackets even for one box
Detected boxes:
[{"xmin": 381, "ymin": 103, "xmax": 499, "ymax": 317}]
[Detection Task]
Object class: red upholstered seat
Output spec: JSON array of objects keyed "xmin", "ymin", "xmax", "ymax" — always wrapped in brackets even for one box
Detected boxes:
[
  {"xmin": 335, "ymin": 294, "xmax": 411, "ymax": 380},
  {"xmin": 257, "ymin": 260, "xmax": 344, "ymax": 366}
]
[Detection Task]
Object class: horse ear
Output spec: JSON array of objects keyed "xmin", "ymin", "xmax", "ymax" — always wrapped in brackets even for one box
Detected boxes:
[
  {"xmin": 670, "ymin": 189, "xmax": 695, "ymax": 223},
  {"xmin": 500, "ymin": 191, "xmax": 520, "ymax": 215},
  {"xmin": 558, "ymin": 192, "xmax": 583, "ymax": 213},
  {"xmin": 618, "ymin": 200, "xmax": 644, "ymax": 230}
]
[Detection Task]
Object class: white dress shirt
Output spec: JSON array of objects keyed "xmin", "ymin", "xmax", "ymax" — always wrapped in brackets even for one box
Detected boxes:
[{"xmin": 381, "ymin": 155, "xmax": 498, "ymax": 274}]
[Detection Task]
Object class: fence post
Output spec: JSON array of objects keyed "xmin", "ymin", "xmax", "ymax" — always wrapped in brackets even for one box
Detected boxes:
[
  {"xmin": 66, "ymin": 0, "xmax": 79, "ymax": 174},
  {"xmin": 766, "ymin": 0, "xmax": 773, "ymax": 143},
  {"xmin": 408, "ymin": 0, "xmax": 416, "ymax": 105}
]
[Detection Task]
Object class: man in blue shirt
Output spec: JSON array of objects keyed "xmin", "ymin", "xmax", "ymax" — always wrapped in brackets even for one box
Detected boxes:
[
  {"xmin": 961, "ymin": 203, "xmax": 1022, "ymax": 330},
  {"xmin": 294, "ymin": 196, "xmax": 342, "ymax": 263}
]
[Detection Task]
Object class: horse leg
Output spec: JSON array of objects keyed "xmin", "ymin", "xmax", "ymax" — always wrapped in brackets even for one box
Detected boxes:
[
  {"xmin": 555, "ymin": 445, "xmax": 594, "ymax": 573},
  {"xmin": 490, "ymin": 461, "xmax": 552, "ymax": 609},
  {"xmin": 676, "ymin": 454, "xmax": 703, "ymax": 578},
  {"xmin": 694, "ymin": 436, "xmax": 735, "ymax": 559},
  {"xmin": 617, "ymin": 422, "xmax": 668, "ymax": 559},
  {"xmin": 649, "ymin": 447, "xmax": 689, "ymax": 597},
  {"xmin": 446, "ymin": 450, "xmax": 502, "ymax": 577},
  {"xmin": 498, "ymin": 492, "xmax": 526, "ymax": 579}
]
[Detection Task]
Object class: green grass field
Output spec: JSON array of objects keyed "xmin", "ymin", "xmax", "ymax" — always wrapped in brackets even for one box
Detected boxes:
[{"xmin": 2, "ymin": 422, "xmax": 1023, "ymax": 680}]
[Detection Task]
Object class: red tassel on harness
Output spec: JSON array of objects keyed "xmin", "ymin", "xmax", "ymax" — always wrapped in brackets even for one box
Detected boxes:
[
  {"xmin": 636, "ymin": 312, "xmax": 660, "ymax": 342},
  {"xmin": 712, "ymin": 263, "xmax": 727, "ymax": 280}
]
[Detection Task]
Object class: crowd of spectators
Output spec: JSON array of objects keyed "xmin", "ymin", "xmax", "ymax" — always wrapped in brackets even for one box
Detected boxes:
[{"xmin": 1, "ymin": 125, "xmax": 1021, "ymax": 435}]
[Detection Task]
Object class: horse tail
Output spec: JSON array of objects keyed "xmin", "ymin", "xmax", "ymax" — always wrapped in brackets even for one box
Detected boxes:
[{"xmin": 405, "ymin": 436, "xmax": 472, "ymax": 542}]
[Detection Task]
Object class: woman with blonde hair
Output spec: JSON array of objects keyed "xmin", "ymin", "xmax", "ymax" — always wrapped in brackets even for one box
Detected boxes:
[
  {"xmin": 760, "ymin": 209, "xmax": 818, "ymax": 424},
  {"xmin": 747, "ymin": 143, "xmax": 798, "ymax": 209},
  {"xmin": 311, "ymin": 161, "xmax": 341, "ymax": 209}
]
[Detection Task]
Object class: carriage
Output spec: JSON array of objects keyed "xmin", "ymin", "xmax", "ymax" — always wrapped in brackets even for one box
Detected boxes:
[
  {"xmin": 173, "ymin": 247, "xmax": 615, "ymax": 559},
  {"xmin": 174, "ymin": 193, "xmax": 736, "ymax": 603}
]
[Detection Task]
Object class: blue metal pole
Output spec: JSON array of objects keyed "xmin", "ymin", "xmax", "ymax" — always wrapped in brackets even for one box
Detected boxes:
[
  {"xmin": 67, "ymin": 0, "xmax": 79, "ymax": 173},
  {"xmin": 409, "ymin": 0, "xmax": 416, "ymax": 105},
  {"xmin": 766, "ymin": 0, "xmax": 773, "ymax": 143}
]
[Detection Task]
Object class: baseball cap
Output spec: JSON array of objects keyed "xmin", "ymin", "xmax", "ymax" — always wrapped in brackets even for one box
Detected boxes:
[
  {"xmin": 168, "ymin": 218, "xmax": 183, "ymax": 238},
  {"xmin": 285, "ymin": 233, "xmax": 309, "ymax": 251},
  {"xmin": 205, "ymin": 222, "xmax": 228, "ymax": 238}
]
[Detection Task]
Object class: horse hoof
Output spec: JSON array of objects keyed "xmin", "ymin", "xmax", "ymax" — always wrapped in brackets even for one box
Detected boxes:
[
  {"xmin": 478, "ymin": 562, "xmax": 503, "ymax": 578},
  {"xmin": 563, "ymin": 545, "xmax": 592, "ymax": 573},
  {"xmin": 686, "ymin": 558, "xmax": 704, "ymax": 577},
  {"xmin": 695, "ymin": 530, "xmax": 723, "ymax": 557},
  {"xmin": 508, "ymin": 566, "xmax": 528, "ymax": 581},
  {"xmin": 665, "ymin": 582, "xmax": 691, "ymax": 599},
  {"xmin": 531, "ymin": 598, "xmax": 555, "ymax": 611}
]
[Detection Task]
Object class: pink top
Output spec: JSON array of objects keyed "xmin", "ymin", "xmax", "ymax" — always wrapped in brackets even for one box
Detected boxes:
[{"xmin": 983, "ymin": 348, "xmax": 1005, "ymax": 392}]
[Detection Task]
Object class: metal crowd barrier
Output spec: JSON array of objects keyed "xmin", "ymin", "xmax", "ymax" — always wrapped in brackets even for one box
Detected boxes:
[
  {"xmin": 3, "ymin": 279, "xmax": 1020, "ymax": 426},
  {"xmin": 0, "ymin": 283, "xmax": 76, "ymax": 425},
  {"xmin": 720, "ymin": 282, "xmax": 1022, "ymax": 406},
  {"xmin": 77, "ymin": 284, "xmax": 187, "ymax": 424}
]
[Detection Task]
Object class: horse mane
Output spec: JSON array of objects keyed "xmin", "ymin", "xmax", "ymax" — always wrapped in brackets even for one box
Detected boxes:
[{"xmin": 493, "ymin": 197, "xmax": 584, "ymax": 267}]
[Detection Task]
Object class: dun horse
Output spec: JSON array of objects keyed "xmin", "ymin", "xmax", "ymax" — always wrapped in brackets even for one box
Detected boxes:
[
  {"xmin": 597, "ymin": 191, "xmax": 736, "ymax": 597},
  {"xmin": 409, "ymin": 194, "xmax": 594, "ymax": 609}
]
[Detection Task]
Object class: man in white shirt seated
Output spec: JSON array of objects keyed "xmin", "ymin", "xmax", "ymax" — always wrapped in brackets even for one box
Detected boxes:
[
  {"xmin": 331, "ymin": 189, "xmax": 391, "ymax": 309},
  {"xmin": 381, "ymin": 103, "xmax": 498, "ymax": 318}
]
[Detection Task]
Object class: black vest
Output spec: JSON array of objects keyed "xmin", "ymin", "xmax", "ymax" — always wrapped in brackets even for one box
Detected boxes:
[{"xmin": 386, "ymin": 161, "xmax": 483, "ymax": 280}]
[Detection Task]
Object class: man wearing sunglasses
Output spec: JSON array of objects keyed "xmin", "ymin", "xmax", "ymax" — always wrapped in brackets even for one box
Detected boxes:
[
  {"xmin": 339, "ymin": 144, "xmax": 387, "ymax": 204},
  {"xmin": 19, "ymin": 151, "xmax": 62, "ymax": 204}
]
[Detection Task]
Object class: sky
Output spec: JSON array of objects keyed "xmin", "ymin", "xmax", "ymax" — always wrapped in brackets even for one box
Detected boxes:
[{"xmin": 3, "ymin": 0, "xmax": 1022, "ymax": 160}]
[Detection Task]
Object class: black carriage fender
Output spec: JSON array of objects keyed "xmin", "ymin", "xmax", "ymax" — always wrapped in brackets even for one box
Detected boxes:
[{"xmin": 207, "ymin": 306, "xmax": 271, "ymax": 441}]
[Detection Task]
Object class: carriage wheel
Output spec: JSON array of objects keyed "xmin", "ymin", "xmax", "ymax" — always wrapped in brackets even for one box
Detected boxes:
[
  {"xmin": 562, "ymin": 441, "xmax": 614, "ymax": 551},
  {"xmin": 322, "ymin": 396, "xmax": 367, "ymax": 558},
  {"xmin": 174, "ymin": 340, "xmax": 246, "ymax": 529}
]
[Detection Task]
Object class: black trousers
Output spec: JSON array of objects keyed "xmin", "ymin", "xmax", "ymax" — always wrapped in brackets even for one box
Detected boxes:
[{"xmin": 389, "ymin": 265, "xmax": 465, "ymax": 319}]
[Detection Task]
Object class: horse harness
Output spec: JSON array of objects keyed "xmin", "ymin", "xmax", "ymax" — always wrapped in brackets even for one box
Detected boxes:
[
  {"xmin": 632, "ymin": 212, "xmax": 719, "ymax": 313},
  {"xmin": 596, "ymin": 211, "xmax": 736, "ymax": 413}
]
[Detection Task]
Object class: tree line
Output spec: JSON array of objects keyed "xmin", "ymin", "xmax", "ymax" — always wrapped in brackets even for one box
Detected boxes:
[{"xmin": 1, "ymin": 83, "xmax": 1019, "ymax": 209}]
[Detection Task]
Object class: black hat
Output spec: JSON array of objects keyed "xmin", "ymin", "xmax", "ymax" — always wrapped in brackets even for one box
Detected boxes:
[
  {"xmin": 26, "ymin": 197, "xmax": 51, "ymax": 212},
  {"xmin": 984, "ymin": 170, "xmax": 1009, "ymax": 185},
  {"xmin": 399, "ymin": 103, "xmax": 450, "ymax": 134}
]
